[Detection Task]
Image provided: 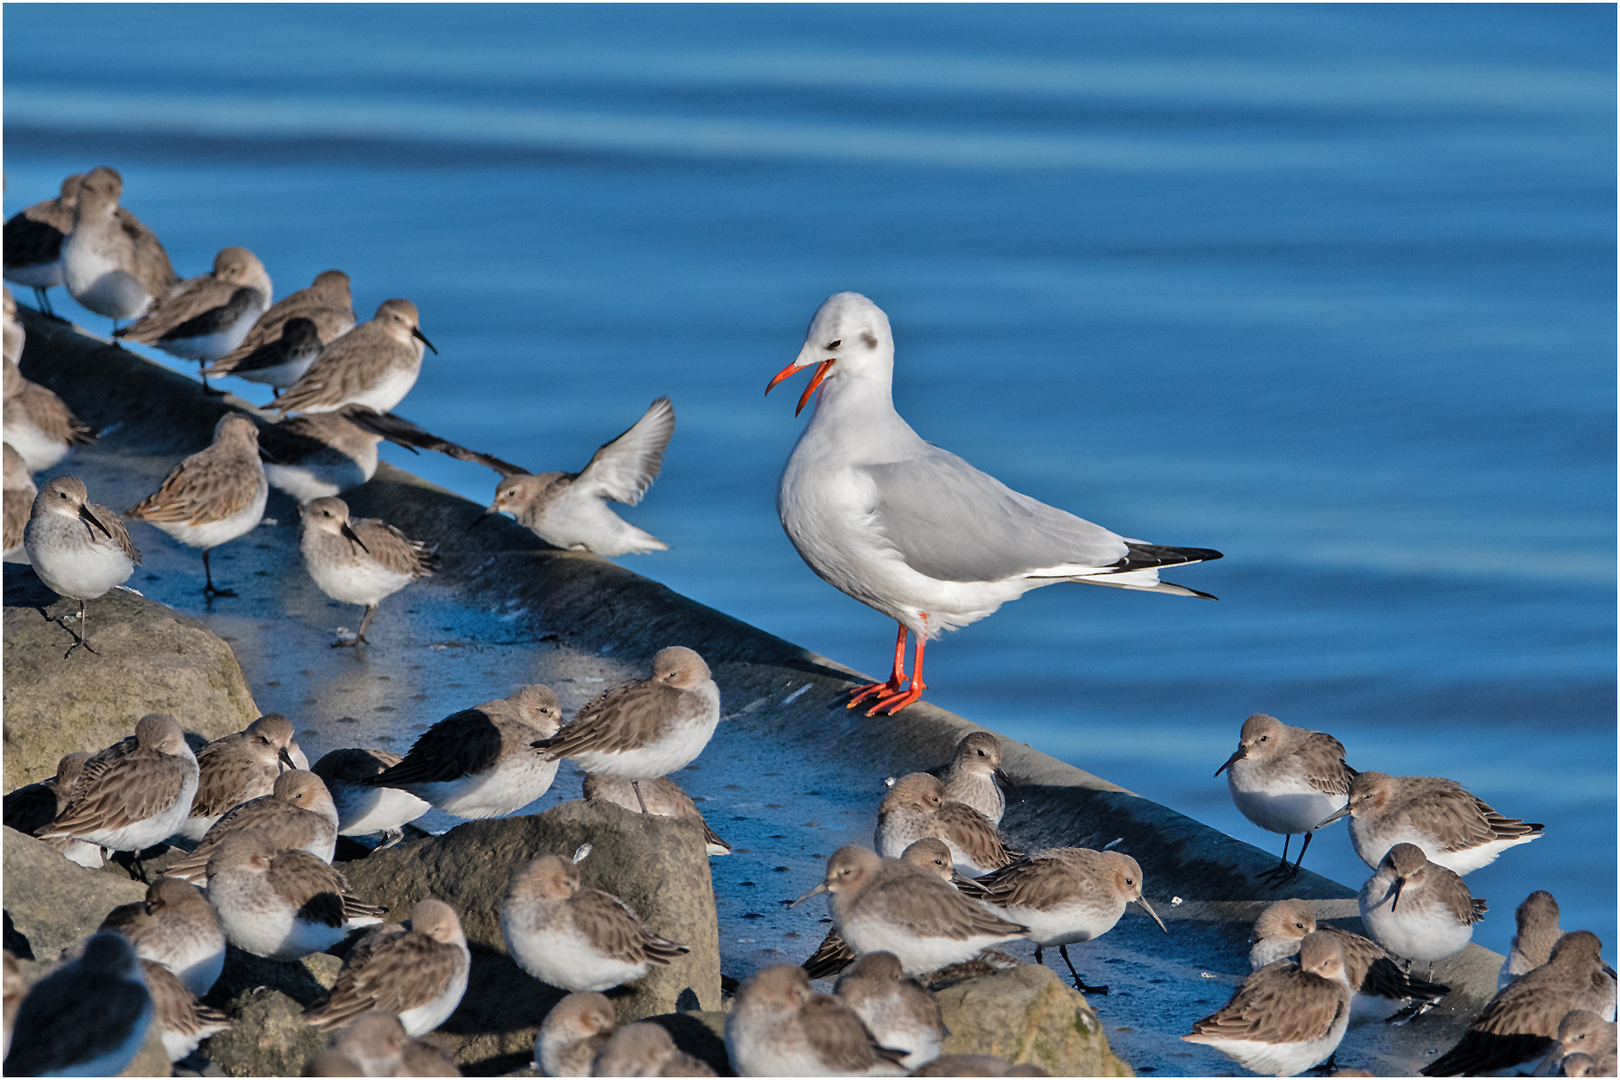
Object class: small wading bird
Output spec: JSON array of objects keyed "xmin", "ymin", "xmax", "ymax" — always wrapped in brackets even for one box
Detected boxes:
[{"xmin": 767, "ymin": 292, "xmax": 1220, "ymax": 715}]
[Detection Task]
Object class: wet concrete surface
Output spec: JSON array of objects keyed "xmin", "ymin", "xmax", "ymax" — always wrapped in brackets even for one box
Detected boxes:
[{"xmin": 7, "ymin": 306, "xmax": 1506, "ymax": 1075}]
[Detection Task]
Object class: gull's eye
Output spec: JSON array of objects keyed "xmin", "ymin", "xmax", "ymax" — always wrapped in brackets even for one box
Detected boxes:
[{"xmin": 827, "ymin": 339, "xmax": 842, "ymax": 349}]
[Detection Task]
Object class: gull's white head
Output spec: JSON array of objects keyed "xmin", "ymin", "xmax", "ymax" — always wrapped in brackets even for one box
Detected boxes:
[{"xmin": 766, "ymin": 292, "xmax": 894, "ymax": 416}]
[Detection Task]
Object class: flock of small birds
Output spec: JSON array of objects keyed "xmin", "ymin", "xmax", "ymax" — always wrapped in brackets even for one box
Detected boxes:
[{"xmin": 1, "ymin": 167, "xmax": 1614, "ymax": 1079}]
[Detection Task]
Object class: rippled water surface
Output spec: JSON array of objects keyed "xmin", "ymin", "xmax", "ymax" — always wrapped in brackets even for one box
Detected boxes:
[{"xmin": 5, "ymin": 4, "xmax": 1613, "ymax": 962}]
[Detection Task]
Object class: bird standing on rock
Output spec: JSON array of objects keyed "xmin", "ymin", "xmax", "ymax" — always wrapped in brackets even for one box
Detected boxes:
[
  {"xmin": 297, "ymin": 495, "xmax": 437, "ymax": 646},
  {"xmin": 271, "ymin": 298, "xmax": 436, "ymax": 415},
  {"xmin": 767, "ymin": 292, "xmax": 1221, "ymax": 715},
  {"xmin": 1215, "ymin": 712, "xmax": 1355, "ymax": 883},
  {"xmin": 125, "ymin": 412, "xmax": 268, "ymax": 599},
  {"xmin": 23, "ymin": 474, "xmax": 137, "ymax": 656},
  {"xmin": 535, "ymin": 646, "xmax": 720, "ymax": 814},
  {"xmin": 114, "ymin": 245, "xmax": 271, "ymax": 390}
]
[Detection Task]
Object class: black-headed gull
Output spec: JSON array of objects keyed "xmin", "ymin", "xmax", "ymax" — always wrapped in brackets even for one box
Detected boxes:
[{"xmin": 767, "ymin": 291, "xmax": 1222, "ymax": 715}]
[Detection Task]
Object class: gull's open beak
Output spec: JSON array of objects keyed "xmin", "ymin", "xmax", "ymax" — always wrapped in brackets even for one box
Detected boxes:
[
  {"xmin": 79, "ymin": 504, "xmax": 113, "ymax": 540},
  {"xmin": 278, "ymin": 747, "xmax": 297, "ymax": 770},
  {"xmin": 413, "ymin": 327, "xmax": 438, "ymax": 355},
  {"xmin": 340, "ymin": 520, "xmax": 370, "ymax": 554},
  {"xmin": 788, "ymin": 881, "xmax": 828, "ymax": 908},
  {"xmin": 1315, "ymin": 803, "xmax": 1352, "ymax": 830},
  {"xmin": 1214, "ymin": 745, "xmax": 1245, "ymax": 778},
  {"xmin": 766, "ymin": 358, "xmax": 835, "ymax": 417},
  {"xmin": 1136, "ymin": 896, "xmax": 1169, "ymax": 934}
]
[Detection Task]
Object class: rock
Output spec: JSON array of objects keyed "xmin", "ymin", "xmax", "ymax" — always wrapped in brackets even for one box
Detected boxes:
[
  {"xmin": 2, "ymin": 826, "xmax": 144, "ymax": 962},
  {"xmin": 932, "ymin": 964, "xmax": 1132, "ymax": 1077},
  {"xmin": 203, "ymin": 948, "xmax": 343, "ymax": 1011},
  {"xmin": 2, "ymin": 567, "xmax": 259, "ymax": 790},
  {"xmin": 334, "ymin": 798, "xmax": 721, "ymax": 1072},
  {"xmin": 204, "ymin": 986, "xmax": 327, "ymax": 1077}
]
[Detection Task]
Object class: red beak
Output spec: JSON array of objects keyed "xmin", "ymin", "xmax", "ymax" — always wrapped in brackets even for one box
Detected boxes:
[{"xmin": 766, "ymin": 359, "xmax": 835, "ymax": 417}]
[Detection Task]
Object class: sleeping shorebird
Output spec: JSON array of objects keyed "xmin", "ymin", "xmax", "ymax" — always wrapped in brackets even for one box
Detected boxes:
[
  {"xmin": 767, "ymin": 292, "xmax": 1219, "ymax": 715},
  {"xmin": 1317, "ymin": 770, "xmax": 1543, "ymax": 875}
]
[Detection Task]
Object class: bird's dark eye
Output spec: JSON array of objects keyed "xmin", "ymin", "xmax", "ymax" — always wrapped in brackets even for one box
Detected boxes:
[{"xmin": 827, "ymin": 339, "xmax": 842, "ymax": 349}]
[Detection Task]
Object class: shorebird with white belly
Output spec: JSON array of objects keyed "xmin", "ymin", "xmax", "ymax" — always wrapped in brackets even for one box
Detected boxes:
[
  {"xmin": 365, "ymin": 684, "xmax": 563, "ymax": 818},
  {"xmin": 58, "ymin": 166, "xmax": 179, "ymax": 326},
  {"xmin": 297, "ymin": 496, "xmax": 437, "ymax": 646},
  {"xmin": 1423, "ymin": 931, "xmax": 1615, "ymax": 1075},
  {"xmin": 1, "ymin": 933, "xmax": 153, "ymax": 1077},
  {"xmin": 875, "ymin": 772, "xmax": 1019, "ymax": 877},
  {"xmin": 38, "ymin": 713, "xmax": 198, "ymax": 861},
  {"xmin": 535, "ymin": 991, "xmax": 617, "ymax": 1077},
  {"xmin": 725, "ymin": 964, "xmax": 909, "ymax": 1077},
  {"xmin": 178, "ymin": 712, "xmax": 304, "ymax": 840},
  {"xmin": 1, "ymin": 750, "xmax": 105, "ymax": 867},
  {"xmin": 24, "ymin": 475, "xmax": 140, "ymax": 657},
  {"xmin": 1216, "ymin": 713, "xmax": 1356, "ymax": 882},
  {"xmin": 99, "ymin": 876, "xmax": 226, "ymax": 998},
  {"xmin": 272, "ymin": 298, "xmax": 436, "ymax": 415},
  {"xmin": 501, "ymin": 850, "xmax": 689, "ymax": 993},
  {"xmin": 1500, "ymin": 890, "xmax": 1563, "ymax": 990},
  {"xmin": 976, "ymin": 846, "xmax": 1167, "ymax": 994},
  {"xmin": 126, "ymin": 412, "xmax": 267, "ymax": 598},
  {"xmin": 1317, "ymin": 770, "xmax": 1543, "ymax": 875},
  {"xmin": 4, "ymin": 172, "xmax": 83, "ymax": 313},
  {"xmin": 3, "ymin": 361, "xmax": 96, "ymax": 473},
  {"xmin": 114, "ymin": 245, "xmax": 271, "ymax": 390},
  {"xmin": 834, "ymin": 950, "xmax": 948, "ymax": 1070},
  {"xmin": 304, "ymin": 899, "xmax": 471, "ymax": 1038},
  {"xmin": 793, "ymin": 845, "xmax": 1028, "ymax": 977},
  {"xmin": 802, "ymin": 838, "xmax": 987, "ymax": 981},
  {"xmin": 937, "ymin": 731, "xmax": 1011, "ymax": 825},
  {"xmin": 140, "ymin": 959, "xmax": 230, "ymax": 1062},
  {"xmin": 767, "ymin": 292, "xmax": 1221, "ymax": 715},
  {"xmin": 535, "ymin": 646, "xmax": 720, "ymax": 813},
  {"xmin": 1357, "ymin": 843, "xmax": 1485, "ymax": 978},
  {"xmin": 1182, "ymin": 930, "xmax": 1354, "ymax": 1077},
  {"xmin": 203, "ymin": 268, "xmax": 355, "ymax": 393},
  {"xmin": 311, "ymin": 747, "xmax": 431, "ymax": 844},
  {"xmin": 203, "ymin": 829, "xmax": 385, "ymax": 961},
  {"xmin": 164, "ymin": 769, "xmax": 339, "ymax": 883}
]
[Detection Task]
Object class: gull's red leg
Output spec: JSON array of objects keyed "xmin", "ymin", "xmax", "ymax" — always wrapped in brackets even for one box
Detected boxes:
[
  {"xmin": 867, "ymin": 624, "xmax": 928, "ymax": 715},
  {"xmin": 847, "ymin": 622, "xmax": 909, "ymax": 709}
]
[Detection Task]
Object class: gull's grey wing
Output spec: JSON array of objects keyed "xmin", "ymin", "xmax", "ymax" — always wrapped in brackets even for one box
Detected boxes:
[
  {"xmin": 863, "ymin": 446, "xmax": 1132, "ymax": 583},
  {"xmin": 577, "ymin": 396, "xmax": 675, "ymax": 505}
]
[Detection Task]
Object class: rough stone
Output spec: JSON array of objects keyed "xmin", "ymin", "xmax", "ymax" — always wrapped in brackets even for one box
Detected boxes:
[
  {"xmin": 933, "ymin": 964, "xmax": 1132, "ymax": 1077},
  {"xmin": 204, "ymin": 986, "xmax": 328, "ymax": 1078},
  {"xmin": 2, "ymin": 567, "xmax": 259, "ymax": 790},
  {"xmin": 334, "ymin": 798, "xmax": 721, "ymax": 1072},
  {"xmin": 1, "ymin": 826, "xmax": 145, "ymax": 962}
]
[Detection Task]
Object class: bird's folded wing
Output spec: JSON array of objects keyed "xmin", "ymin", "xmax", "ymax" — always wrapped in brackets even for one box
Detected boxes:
[{"xmin": 865, "ymin": 448, "xmax": 1129, "ymax": 583}]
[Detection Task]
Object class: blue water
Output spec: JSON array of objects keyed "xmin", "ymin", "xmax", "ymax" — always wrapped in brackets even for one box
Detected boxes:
[{"xmin": 5, "ymin": 4, "xmax": 1613, "ymax": 964}]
